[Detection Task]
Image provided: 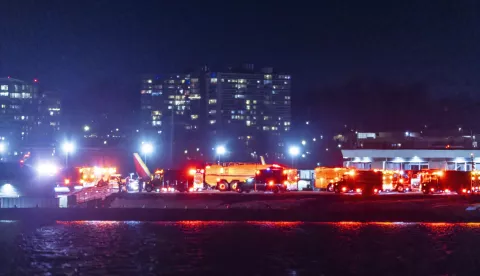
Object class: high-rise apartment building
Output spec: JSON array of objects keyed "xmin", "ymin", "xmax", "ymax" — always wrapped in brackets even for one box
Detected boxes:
[
  {"xmin": 34, "ymin": 91, "xmax": 61, "ymax": 144},
  {"xmin": 205, "ymin": 66, "xmax": 291, "ymax": 161},
  {"xmin": 0, "ymin": 77, "xmax": 39, "ymax": 145},
  {"xmin": 140, "ymin": 65, "xmax": 291, "ymax": 166},
  {"xmin": 141, "ymin": 73, "xmax": 205, "ymax": 167}
]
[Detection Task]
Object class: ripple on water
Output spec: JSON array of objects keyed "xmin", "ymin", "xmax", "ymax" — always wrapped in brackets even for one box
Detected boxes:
[{"xmin": 1, "ymin": 221, "xmax": 480, "ymax": 275}]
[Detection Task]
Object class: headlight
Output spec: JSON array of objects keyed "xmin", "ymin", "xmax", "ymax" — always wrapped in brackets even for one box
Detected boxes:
[{"xmin": 36, "ymin": 163, "xmax": 58, "ymax": 176}]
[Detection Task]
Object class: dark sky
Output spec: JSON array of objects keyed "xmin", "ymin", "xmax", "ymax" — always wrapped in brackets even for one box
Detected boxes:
[{"xmin": 0, "ymin": 0, "xmax": 478, "ymax": 119}]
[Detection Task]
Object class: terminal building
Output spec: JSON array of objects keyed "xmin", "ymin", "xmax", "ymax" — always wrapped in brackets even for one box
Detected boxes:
[{"xmin": 341, "ymin": 131, "xmax": 480, "ymax": 171}]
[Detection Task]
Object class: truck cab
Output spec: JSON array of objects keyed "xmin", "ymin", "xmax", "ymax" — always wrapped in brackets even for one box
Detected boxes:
[{"xmin": 236, "ymin": 166, "xmax": 288, "ymax": 193}]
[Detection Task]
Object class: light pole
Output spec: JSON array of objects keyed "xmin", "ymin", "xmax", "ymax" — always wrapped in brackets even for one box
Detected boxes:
[
  {"xmin": 62, "ymin": 142, "xmax": 75, "ymax": 168},
  {"xmin": 289, "ymin": 146, "xmax": 300, "ymax": 190},
  {"xmin": 216, "ymin": 145, "xmax": 226, "ymax": 164},
  {"xmin": 289, "ymin": 146, "xmax": 300, "ymax": 167},
  {"xmin": 141, "ymin": 142, "xmax": 154, "ymax": 167}
]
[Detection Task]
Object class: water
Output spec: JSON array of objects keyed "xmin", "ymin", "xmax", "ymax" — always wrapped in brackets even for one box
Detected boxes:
[{"xmin": 1, "ymin": 221, "xmax": 480, "ymax": 275}]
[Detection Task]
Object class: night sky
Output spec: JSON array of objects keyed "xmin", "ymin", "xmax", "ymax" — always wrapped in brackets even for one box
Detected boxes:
[{"xmin": 1, "ymin": 0, "xmax": 478, "ymax": 128}]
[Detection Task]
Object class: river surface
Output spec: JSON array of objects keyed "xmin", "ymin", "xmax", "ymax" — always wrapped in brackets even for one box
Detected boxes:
[{"xmin": 1, "ymin": 221, "xmax": 480, "ymax": 275}]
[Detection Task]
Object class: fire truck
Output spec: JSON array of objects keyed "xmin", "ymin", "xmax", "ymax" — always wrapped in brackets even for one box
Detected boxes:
[
  {"xmin": 236, "ymin": 165, "xmax": 289, "ymax": 193},
  {"xmin": 471, "ymin": 170, "xmax": 480, "ymax": 193},
  {"xmin": 204, "ymin": 161, "xmax": 298, "ymax": 191},
  {"xmin": 314, "ymin": 167, "xmax": 349, "ymax": 192},
  {"xmin": 421, "ymin": 170, "xmax": 472, "ymax": 195},
  {"xmin": 55, "ymin": 166, "xmax": 118, "ymax": 193},
  {"xmin": 333, "ymin": 169, "xmax": 382, "ymax": 195}
]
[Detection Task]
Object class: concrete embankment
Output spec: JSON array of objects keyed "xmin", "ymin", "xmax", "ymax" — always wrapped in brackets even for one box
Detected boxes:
[{"xmin": 1, "ymin": 193, "xmax": 480, "ymax": 222}]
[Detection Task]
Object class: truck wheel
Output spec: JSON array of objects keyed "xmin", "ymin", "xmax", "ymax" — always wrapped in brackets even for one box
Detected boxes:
[
  {"xmin": 230, "ymin": 181, "xmax": 239, "ymax": 191},
  {"xmin": 273, "ymin": 186, "xmax": 280, "ymax": 194},
  {"xmin": 217, "ymin": 181, "xmax": 228, "ymax": 191},
  {"xmin": 145, "ymin": 185, "xmax": 153, "ymax": 192},
  {"xmin": 396, "ymin": 185, "xmax": 405, "ymax": 193},
  {"xmin": 327, "ymin": 184, "xmax": 334, "ymax": 192}
]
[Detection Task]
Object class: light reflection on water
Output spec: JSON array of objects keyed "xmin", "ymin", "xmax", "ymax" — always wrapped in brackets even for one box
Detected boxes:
[{"xmin": 1, "ymin": 221, "xmax": 480, "ymax": 275}]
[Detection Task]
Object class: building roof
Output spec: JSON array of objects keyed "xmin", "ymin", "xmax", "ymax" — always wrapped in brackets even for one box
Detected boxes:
[
  {"xmin": 342, "ymin": 149, "xmax": 480, "ymax": 159},
  {"xmin": 0, "ymin": 77, "xmax": 29, "ymax": 84}
]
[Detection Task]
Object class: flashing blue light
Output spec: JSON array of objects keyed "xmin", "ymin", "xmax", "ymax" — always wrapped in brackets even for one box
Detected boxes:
[
  {"xmin": 211, "ymin": 73, "xmax": 216, "ymax": 78},
  {"xmin": 266, "ymin": 168, "xmax": 270, "ymax": 171}
]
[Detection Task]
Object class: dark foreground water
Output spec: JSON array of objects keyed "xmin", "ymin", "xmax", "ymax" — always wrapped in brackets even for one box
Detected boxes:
[{"xmin": 1, "ymin": 221, "xmax": 480, "ymax": 275}]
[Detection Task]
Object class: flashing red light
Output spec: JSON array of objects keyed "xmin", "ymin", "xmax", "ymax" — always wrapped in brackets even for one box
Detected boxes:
[
  {"xmin": 268, "ymin": 181, "xmax": 274, "ymax": 186},
  {"xmin": 189, "ymin": 169, "xmax": 196, "ymax": 175},
  {"xmin": 64, "ymin": 179, "xmax": 70, "ymax": 185},
  {"xmin": 356, "ymin": 188, "xmax": 362, "ymax": 193},
  {"xmin": 33, "ymin": 78, "xmax": 38, "ymax": 83},
  {"xmin": 341, "ymin": 187, "xmax": 347, "ymax": 192},
  {"xmin": 20, "ymin": 160, "xmax": 24, "ymax": 163},
  {"xmin": 272, "ymin": 164, "xmax": 281, "ymax": 168},
  {"xmin": 7, "ymin": 76, "xmax": 10, "ymax": 79},
  {"xmin": 430, "ymin": 188, "xmax": 434, "ymax": 192},
  {"xmin": 462, "ymin": 189, "xmax": 467, "ymax": 193},
  {"xmin": 445, "ymin": 189, "xmax": 450, "ymax": 193},
  {"xmin": 374, "ymin": 189, "xmax": 378, "ymax": 193},
  {"xmin": 200, "ymin": 169, "xmax": 204, "ymax": 174}
]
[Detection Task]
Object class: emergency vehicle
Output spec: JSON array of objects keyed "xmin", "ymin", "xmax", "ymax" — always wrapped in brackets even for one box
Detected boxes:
[
  {"xmin": 204, "ymin": 162, "xmax": 298, "ymax": 191},
  {"xmin": 236, "ymin": 166, "xmax": 289, "ymax": 193},
  {"xmin": 333, "ymin": 169, "xmax": 382, "ymax": 196},
  {"xmin": 471, "ymin": 170, "xmax": 480, "ymax": 193},
  {"xmin": 421, "ymin": 170, "xmax": 472, "ymax": 195},
  {"xmin": 55, "ymin": 166, "xmax": 118, "ymax": 193},
  {"xmin": 314, "ymin": 167, "xmax": 349, "ymax": 192}
]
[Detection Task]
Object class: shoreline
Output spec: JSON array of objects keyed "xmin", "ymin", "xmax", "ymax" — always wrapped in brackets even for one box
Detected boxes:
[{"xmin": 0, "ymin": 206, "xmax": 479, "ymax": 222}]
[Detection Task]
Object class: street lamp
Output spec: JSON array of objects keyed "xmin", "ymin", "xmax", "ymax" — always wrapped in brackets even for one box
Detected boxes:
[
  {"xmin": 62, "ymin": 142, "xmax": 75, "ymax": 167},
  {"xmin": 216, "ymin": 145, "xmax": 226, "ymax": 164},
  {"xmin": 289, "ymin": 146, "xmax": 300, "ymax": 167},
  {"xmin": 141, "ymin": 142, "xmax": 153, "ymax": 166},
  {"xmin": 84, "ymin": 125, "xmax": 90, "ymax": 132},
  {"xmin": 0, "ymin": 142, "xmax": 5, "ymax": 153}
]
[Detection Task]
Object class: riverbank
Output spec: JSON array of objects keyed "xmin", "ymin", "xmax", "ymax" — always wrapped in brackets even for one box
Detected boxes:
[{"xmin": 2, "ymin": 193, "xmax": 480, "ymax": 222}]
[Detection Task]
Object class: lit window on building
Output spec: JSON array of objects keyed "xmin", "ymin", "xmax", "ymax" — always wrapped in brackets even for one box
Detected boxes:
[
  {"xmin": 210, "ymin": 78, "xmax": 218, "ymax": 84},
  {"xmin": 189, "ymin": 94, "xmax": 201, "ymax": 100},
  {"xmin": 147, "ymin": 79, "xmax": 152, "ymax": 84},
  {"xmin": 234, "ymin": 94, "xmax": 245, "ymax": 99},
  {"xmin": 284, "ymin": 121, "xmax": 290, "ymax": 126},
  {"xmin": 152, "ymin": 121, "xmax": 161, "ymax": 126},
  {"xmin": 191, "ymin": 78, "xmax": 198, "ymax": 83},
  {"xmin": 263, "ymin": 126, "xmax": 270, "ymax": 131},
  {"xmin": 191, "ymin": 114, "xmax": 198, "ymax": 120},
  {"xmin": 246, "ymin": 121, "xmax": 251, "ymax": 126},
  {"xmin": 246, "ymin": 105, "xmax": 251, "ymax": 110},
  {"xmin": 209, "ymin": 120, "xmax": 216, "ymax": 124},
  {"xmin": 253, "ymin": 100, "xmax": 257, "ymax": 104},
  {"xmin": 0, "ymin": 92, "xmax": 8, "ymax": 96},
  {"xmin": 168, "ymin": 106, "xmax": 172, "ymax": 109},
  {"xmin": 208, "ymin": 99, "xmax": 217, "ymax": 104},
  {"xmin": 285, "ymin": 96, "xmax": 290, "ymax": 100},
  {"xmin": 264, "ymin": 75, "xmax": 272, "ymax": 80},
  {"xmin": 10, "ymin": 93, "xmax": 21, "ymax": 98},
  {"xmin": 0, "ymin": 85, "xmax": 8, "ymax": 91},
  {"xmin": 238, "ymin": 79, "xmax": 246, "ymax": 83},
  {"xmin": 1, "ymin": 104, "xmax": 5, "ymax": 108},
  {"xmin": 152, "ymin": 110, "xmax": 162, "ymax": 115},
  {"xmin": 264, "ymin": 80, "xmax": 272, "ymax": 85}
]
